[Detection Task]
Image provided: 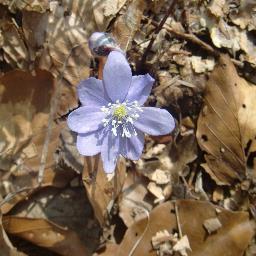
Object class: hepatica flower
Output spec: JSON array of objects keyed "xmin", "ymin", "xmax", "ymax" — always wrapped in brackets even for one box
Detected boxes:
[{"xmin": 67, "ymin": 51, "xmax": 175, "ymax": 173}]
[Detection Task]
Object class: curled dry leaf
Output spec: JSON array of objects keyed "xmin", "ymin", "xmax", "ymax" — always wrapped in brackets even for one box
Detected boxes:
[
  {"xmin": 2, "ymin": 216, "xmax": 88, "ymax": 256},
  {"xmin": 110, "ymin": 200, "xmax": 254, "ymax": 256},
  {"xmin": 230, "ymin": 0, "xmax": 256, "ymax": 30},
  {"xmin": 0, "ymin": 20, "xmax": 29, "ymax": 70},
  {"xmin": 197, "ymin": 55, "xmax": 256, "ymax": 185},
  {"xmin": 112, "ymin": 0, "xmax": 146, "ymax": 50},
  {"xmin": 0, "ymin": 213, "xmax": 27, "ymax": 256},
  {"xmin": 82, "ymin": 156, "xmax": 126, "ymax": 226},
  {"xmin": 0, "ymin": 0, "xmax": 48, "ymax": 13}
]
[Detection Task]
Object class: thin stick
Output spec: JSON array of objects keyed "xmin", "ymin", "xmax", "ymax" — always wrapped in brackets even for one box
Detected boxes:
[
  {"xmin": 140, "ymin": 0, "xmax": 177, "ymax": 65},
  {"xmin": 175, "ymin": 202, "xmax": 183, "ymax": 238}
]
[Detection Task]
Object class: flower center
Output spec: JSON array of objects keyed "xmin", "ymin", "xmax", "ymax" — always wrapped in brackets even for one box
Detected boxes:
[
  {"xmin": 113, "ymin": 105, "xmax": 127, "ymax": 120},
  {"xmin": 101, "ymin": 100, "xmax": 142, "ymax": 138}
]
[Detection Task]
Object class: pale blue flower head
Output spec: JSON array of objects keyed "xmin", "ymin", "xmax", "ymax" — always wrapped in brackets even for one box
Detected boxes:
[{"xmin": 67, "ymin": 51, "xmax": 175, "ymax": 173}]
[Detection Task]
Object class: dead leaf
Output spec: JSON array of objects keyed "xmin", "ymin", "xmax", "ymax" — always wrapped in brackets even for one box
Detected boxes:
[
  {"xmin": 190, "ymin": 56, "xmax": 215, "ymax": 74},
  {"xmin": 0, "ymin": 213, "xmax": 27, "ymax": 256},
  {"xmin": 2, "ymin": 216, "xmax": 88, "ymax": 256},
  {"xmin": 119, "ymin": 171, "xmax": 153, "ymax": 227},
  {"xmin": 82, "ymin": 156, "xmax": 126, "ymax": 226},
  {"xmin": 3, "ymin": 185, "xmax": 100, "ymax": 254},
  {"xmin": 203, "ymin": 217, "xmax": 222, "ymax": 234},
  {"xmin": 0, "ymin": 69, "xmax": 54, "ymax": 171},
  {"xmin": 207, "ymin": 0, "xmax": 228, "ymax": 18},
  {"xmin": 0, "ymin": 0, "xmax": 48, "ymax": 13},
  {"xmin": 0, "ymin": 20, "xmax": 29, "ymax": 70},
  {"xmin": 115, "ymin": 200, "xmax": 254, "ymax": 256},
  {"xmin": 197, "ymin": 55, "xmax": 256, "ymax": 185},
  {"xmin": 112, "ymin": 0, "xmax": 146, "ymax": 50},
  {"xmin": 230, "ymin": 0, "xmax": 256, "ymax": 30}
]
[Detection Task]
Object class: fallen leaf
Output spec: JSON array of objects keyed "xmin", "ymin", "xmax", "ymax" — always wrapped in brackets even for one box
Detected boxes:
[
  {"xmin": 118, "ymin": 171, "xmax": 153, "ymax": 227},
  {"xmin": 0, "ymin": 213, "xmax": 27, "ymax": 256},
  {"xmin": 173, "ymin": 235, "xmax": 191, "ymax": 256},
  {"xmin": 230, "ymin": 0, "xmax": 256, "ymax": 30},
  {"xmin": 82, "ymin": 156, "xmax": 126, "ymax": 226},
  {"xmin": 0, "ymin": 69, "xmax": 55, "ymax": 171},
  {"xmin": 0, "ymin": 20, "xmax": 29, "ymax": 69},
  {"xmin": 203, "ymin": 217, "xmax": 222, "ymax": 234},
  {"xmin": 112, "ymin": 0, "xmax": 146, "ymax": 50},
  {"xmin": 2, "ymin": 216, "xmax": 88, "ymax": 256},
  {"xmin": 115, "ymin": 200, "xmax": 254, "ymax": 256},
  {"xmin": 197, "ymin": 55, "xmax": 256, "ymax": 185}
]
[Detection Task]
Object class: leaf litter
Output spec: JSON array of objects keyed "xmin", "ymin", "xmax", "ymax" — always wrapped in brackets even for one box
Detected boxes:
[{"xmin": 1, "ymin": 0, "xmax": 256, "ymax": 255}]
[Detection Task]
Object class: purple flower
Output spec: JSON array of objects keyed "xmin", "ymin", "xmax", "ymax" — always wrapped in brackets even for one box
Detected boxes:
[{"xmin": 67, "ymin": 51, "xmax": 175, "ymax": 173}]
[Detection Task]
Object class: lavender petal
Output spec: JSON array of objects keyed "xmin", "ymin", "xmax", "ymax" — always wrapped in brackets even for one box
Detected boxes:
[
  {"xmin": 67, "ymin": 106, "xmax": 105, "ymax": 133},
  {"xmin": 78, "ymin": 77, "xmax": 108, "ymax": 106},
  {"xmin": 103, "ymin": 51, "xmax": 132, "ymax": 103},
  {"xmin": 125, "ymin": 74, "xmax": 155, "ymax": 105},
  {"xmin": 121, "ymin": 129, "xmax": 144, "ymax": 160},
  {"xmin": 101, "ymin": 131, "xmax": 120, "ymax": 173},
  {"xmin": 77, "ymin": 130, "xmax": 103, "ymax": 156},
  {"xmin": 134, "ymin": 107, "xmax": 175, "ymax": 136}
]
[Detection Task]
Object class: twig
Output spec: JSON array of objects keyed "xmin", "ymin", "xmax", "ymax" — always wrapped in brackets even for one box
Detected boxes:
[
  {"xmin": 175, "ymin": 202, "xmax": 182, "ymax": 238},
  {"xmin": 140, "ymin": 0, "xmax": 177, "ymax": 65}
]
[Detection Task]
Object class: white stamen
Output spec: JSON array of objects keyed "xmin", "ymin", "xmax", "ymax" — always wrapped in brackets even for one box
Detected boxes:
[{"xmin": 101, "ymin": 100, "xmax": 142, "ymax": 138}]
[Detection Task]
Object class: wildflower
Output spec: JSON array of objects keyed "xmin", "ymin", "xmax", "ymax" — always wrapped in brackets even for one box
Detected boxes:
[{"xmin": 67, "ymin": 51, "xmax": 175, "ymax": 173}]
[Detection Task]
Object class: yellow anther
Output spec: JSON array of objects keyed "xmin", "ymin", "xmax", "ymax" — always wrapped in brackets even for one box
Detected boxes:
[{"xmin": 113, "ymin": 105, "xmax": 127, "ymax": 119}]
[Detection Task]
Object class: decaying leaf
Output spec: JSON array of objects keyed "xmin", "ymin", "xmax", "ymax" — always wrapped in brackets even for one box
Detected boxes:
[
  {"xmin": 0, "ymin": 213, "xmax": 27, "ymax": 256},
  {"xmin": 112, "ymin": 0, "xmax": 146, "ymax": 50},
  {"xmin": 2, "ymin": 216, "xmax": 88, "ymax": 256},
  {"xmin": 112, "ymin": 200, "xmax": 254, "ymax": 256},
  {"xmin": 0, "ymin": 20, "xmax": 29, "ymax": 69},
  {"xmin": 230, "ymin": 0, "xmax": 256, "ymax": 30},
  {"xmin": 0, "ymin": 69, "xmax": 55, "ymax": 171},
  {"xmin": 118, "ymin": 171, "xmax": 153, "ymax": 227},
  {"xmin": 82, "ymin": 156, "xmax": 126, "ymax": 226},
  {"xmin": 203, "ymin": 217, "xmax": 222, "ymax": 234},
  {"xmin": 197, "ymin": 55, "xmax": 256, "ymax": 185}
]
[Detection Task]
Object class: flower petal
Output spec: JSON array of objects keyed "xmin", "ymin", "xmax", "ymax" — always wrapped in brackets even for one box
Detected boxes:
[
  {"xmin": 134, "ymin": 107, "xmax": 175, "ymax": 136},
  {"xmin": 103, "ymin": 51, "xmax": 132, "ymax": 103},
  {"xmin": 101, "ymin": 131, "xmax": 120, "ymax": 173},
  {"xmin": 67, "ymin": 106, "xmax": 105, "ymax": 133},
  {"xmin": 121, "ymin": 129, "xmax": 144, "ymax": 160},
  {"xmin": 77, "ymin": 77, "xmax": 108, "ymax": 106},
  {"xmin": 125, "ymin": 74, "xmax": 155, "ymax": 105},
  {"xmin": 77, "ymin": 129, "xmax": 103, "ymax": 156}
]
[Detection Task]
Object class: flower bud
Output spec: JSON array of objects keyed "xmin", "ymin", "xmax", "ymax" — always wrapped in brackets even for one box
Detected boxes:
[{"xmin": 88, "ymin": 32, "xmax": 123, "ymax": 57}]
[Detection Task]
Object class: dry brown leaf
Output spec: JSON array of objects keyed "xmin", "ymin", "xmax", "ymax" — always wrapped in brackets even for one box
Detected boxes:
[
  {"xmin": 0, "ymin": 213, "xmax": 27, "ymax": 256},
  {"xmin": 2, "ymin": 216, "xmax": 88, "ymax": 256},
  {"xmin": 0, "ymin": 69, "xmax": 55, "ymax": 171},
  {"xmin": 0, "ymin": 20, "xmax": 29, "ymax": 69},
  {"xmin": 207, "ymin": 0, "xmax": 228, "ymax": 18},
  {"xmin": 92, "ymin": 0, "xmax": 127, "ymax": 31},
  {"xmin": 230, "ymin": 0, "xmax": 256, "ymax": 30},
  {"xmin": 190, "ymin": 56, "xmax": 215, "ymax": 74},
  {"xmin": 114, "ymin": 200, "xmax": 254, "ymax": 256},
  {"xmin": 82, "ymin": 156, "xmax": 126, "ymax": 226},
  {"xmin": 118, "ymin": 171, "xmax": 153, "ymax": 227},
  {"xmin": 203, "ymin": 217, "xmax": 222, "ymax": 234},
  {"xmin": 197, "ymin": 55, "xmax": 256, "ymax": 185},
  {"xmin": 0, "ymin": 0, "xmax": 48, "ymax": 13},
  {"xmin": 112, "ymin": 0, "xmax": 146, "ymax": 50}
]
